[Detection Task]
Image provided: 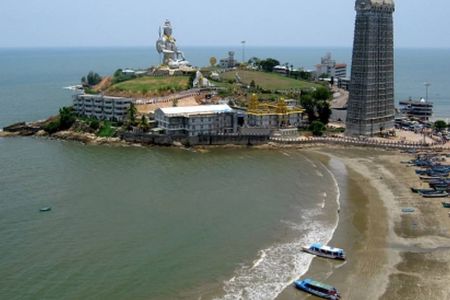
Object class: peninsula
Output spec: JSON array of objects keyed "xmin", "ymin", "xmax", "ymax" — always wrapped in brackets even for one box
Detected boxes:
[{"xmin": 2, "ymin": 19, "xmax": 449, "ymax": 151}]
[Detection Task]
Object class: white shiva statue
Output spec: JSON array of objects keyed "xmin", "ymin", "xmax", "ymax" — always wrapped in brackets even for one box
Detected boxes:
[{"xmin": 156, "ymin": 20, "xmax": 191, "ymax": 69}]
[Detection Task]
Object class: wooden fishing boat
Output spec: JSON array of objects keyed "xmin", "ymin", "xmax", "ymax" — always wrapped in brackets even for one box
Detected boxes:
[
  {"xmin": 411, "ymin": 187, "xmax": 435, "ymax": 194},
  {"xmin": 295, "ymin": 279, "xmax": 341, "ymax": 300},
  {"xmin": 420, "ymin": 191, "xmax": 448, "ymax": 198}
]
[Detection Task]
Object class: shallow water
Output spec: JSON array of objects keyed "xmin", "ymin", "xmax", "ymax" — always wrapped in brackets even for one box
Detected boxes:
[{"xmin": 0, "ymin": 138, "xmax": 338, "ymax": 299}]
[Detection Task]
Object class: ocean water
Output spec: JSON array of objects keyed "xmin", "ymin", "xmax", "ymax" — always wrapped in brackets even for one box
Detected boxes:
[
  {"xmin": 0, "ymin": 138, "xmax": 339, "ymax": 300},
  {"xmin": 0, "ymin": 46, "xmax": 448, "ymax": 299}
]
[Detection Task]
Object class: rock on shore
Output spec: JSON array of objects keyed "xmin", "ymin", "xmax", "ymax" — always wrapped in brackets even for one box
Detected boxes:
[{"xmin": 52, "ymin": 130, "xmax": 125, "ymax": 146}]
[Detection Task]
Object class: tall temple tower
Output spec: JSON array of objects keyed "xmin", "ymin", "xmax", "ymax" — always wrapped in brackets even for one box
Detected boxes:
[{"xmin": 346, "ymin": 0, "xmax": 395, "ymax": 136}]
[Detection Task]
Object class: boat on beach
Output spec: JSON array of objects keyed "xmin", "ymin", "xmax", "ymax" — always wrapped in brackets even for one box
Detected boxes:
[
  {"xmin": 294, "ymin": 278, "xmax": 341, "ymax": 300},
  {"xmin": 302, "ymin": 243, "xmax": 346, "ymax": 260},
  {"xmin": 442, "ymin": 202, "xmax": 450, "ymax": 208},
  {"xmin": 420, "ymin": 191, "xmax": 448, "ymax": 198},
  {"xmin": 420, "ymin": 175, "xmax": 447, "ymax": 182},
  {"xmin": 411, "ymin": 187, "xmax": 435, "ymax": 194}
]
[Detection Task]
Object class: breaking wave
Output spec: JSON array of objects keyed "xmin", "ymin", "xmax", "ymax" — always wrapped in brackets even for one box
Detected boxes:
[{"xmin": 215, "ymin": 160, "xmax": 341, "ymax": 300}]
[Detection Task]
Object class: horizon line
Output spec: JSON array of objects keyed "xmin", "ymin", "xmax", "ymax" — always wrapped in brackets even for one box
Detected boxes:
[{"xmin": 1, "ymin": 45, "xmax": 450, "ymax": 50}]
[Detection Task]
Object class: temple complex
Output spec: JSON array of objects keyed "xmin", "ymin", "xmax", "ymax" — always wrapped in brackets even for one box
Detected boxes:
[{"xmin": 346, "ymin": 0, "xmax": 395, "ymax": 136}]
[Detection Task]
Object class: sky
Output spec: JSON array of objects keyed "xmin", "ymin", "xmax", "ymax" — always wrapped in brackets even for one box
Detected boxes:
[{"xmin": 0, "ymin": 0, "xmax": 449, "ymax": 48}]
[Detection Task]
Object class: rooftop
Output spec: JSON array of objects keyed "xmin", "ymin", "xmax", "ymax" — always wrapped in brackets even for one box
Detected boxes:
[
  {"xmin": 158, "ymin": 104, "xmax": 233, "ymax": 117},
  {"xmin": 371, "ymin": 0, "xmax": 394, "ymax": 5}
]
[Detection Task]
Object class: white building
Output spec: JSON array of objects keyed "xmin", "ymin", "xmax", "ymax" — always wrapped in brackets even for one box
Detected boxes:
[
  {"xmin": 316, "ymin": 53, "xmax": 347, "ymax": 79},
  {"xmin": 154, "ymin": 105, "xmax": 238, "ymax": 136},
  {"xmin": 219, "ymin": 51, "xmax": 238, "ymax": 69},
  {"xmin": 73, "ymin": 94, "xmax": 133, "ymax": 122},
  {"xmin": 273, "ymin": 65, "xmax": 289, "ymax": 75}
]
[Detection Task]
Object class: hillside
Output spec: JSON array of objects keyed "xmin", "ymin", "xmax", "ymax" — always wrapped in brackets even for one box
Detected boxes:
[
  {"xmin": 220, "ymin": 70, "xmax": 320, "ymax": 91},
  {"xmin": 104, "ymin": 76, "xmax": 190, "ymax": 98}
]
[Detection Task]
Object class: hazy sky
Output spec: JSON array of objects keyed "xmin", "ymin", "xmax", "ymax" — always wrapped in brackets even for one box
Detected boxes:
[{"xmin": 0, "ymin": 0, "xmax": 449, "ymax": 48}]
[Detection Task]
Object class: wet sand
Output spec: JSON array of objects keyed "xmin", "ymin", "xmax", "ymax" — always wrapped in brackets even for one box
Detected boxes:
[{"xmin": 277, "ymin": 147, "xmax": 450, "ymax": 300}]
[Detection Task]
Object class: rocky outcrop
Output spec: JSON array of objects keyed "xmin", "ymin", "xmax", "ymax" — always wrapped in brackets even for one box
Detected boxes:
[
  {"xmin": 51, "ymin": 131, "xmax": 126, "ymax": 146},
  {"xmin": 3, "ymin": 122, "xmax": 42, "ymax": 136}
]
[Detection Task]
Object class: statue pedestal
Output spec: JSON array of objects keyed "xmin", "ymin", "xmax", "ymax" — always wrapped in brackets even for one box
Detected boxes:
[{"xmin": 152, "ymin": 65, "xmax": 196, "ymax": 76}]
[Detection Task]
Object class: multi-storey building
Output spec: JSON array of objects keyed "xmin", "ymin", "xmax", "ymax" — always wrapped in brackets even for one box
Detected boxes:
[
  {"xmin": 399, "ymin": 98, "xmax": 433, "ymax": 121},
  {"xmin": 154, "ymin": 105, "xmax": 238, "ymax": 136},
  {"xmin": 315, "ymin": 53, "xmax": 347, "ymax": 79},
  {"xmin": 73, "ymin": 94, "xmax": 133, "ymax": 122},
  {"xmin": 346, "ymin": 0, "xmax": 395, "ymax": 136}
]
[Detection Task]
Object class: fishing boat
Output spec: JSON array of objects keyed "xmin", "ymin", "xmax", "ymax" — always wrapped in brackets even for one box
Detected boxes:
[
  {"xmin": 302, "ymin": 243, "xmax": 346, "ymax": 260},
  {"xmin": 420, "ymin": 191, "xmax": 448, "ymax": 198},
  {"xmin": 39, "ymin": 207, "xmax": 52, "ymax": 212},
  {"xmin": 294, "ymin": 279, "xmax": 341, "ymax": 300},
  {"xmin": 420, "ymin": 175, "xmax": 447, "ymax": 182},
  {"xmin": 410, "ymin": 187, "xmax": 435, "ymax": 194},
  {"xmin": 416, "ymin": 169, "xmax": 449, "ymax": 177},
  {"xmin": 442, "ymin": 202, "xmax": 450, "ymax": 208}
]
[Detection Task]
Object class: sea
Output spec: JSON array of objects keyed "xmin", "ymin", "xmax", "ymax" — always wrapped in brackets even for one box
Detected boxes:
[{"xmin": 0, "ymin": 47, "xmax": 449, "ymax": 300}]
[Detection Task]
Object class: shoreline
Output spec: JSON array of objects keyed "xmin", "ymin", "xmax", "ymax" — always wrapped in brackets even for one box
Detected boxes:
[
  {"xmin": 2, "ymin": 129, "xmax": 449, "ymax": 153},
  {"xmin": 2, "ymin": 133, "xmax": 450, "ymax": 299},
  {"xmin": 277, "ymin": 148, "xmax": 450, "ymax": 300}
]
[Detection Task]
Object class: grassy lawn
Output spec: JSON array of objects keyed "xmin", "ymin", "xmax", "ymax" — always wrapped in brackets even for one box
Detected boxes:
[
  {"xmin": 107, "ymin": 76, "xmax": 190, "ymax": 95},
  {"xmin": 221, "ymin": 70, "xmax": 320, "ymax": 91}
]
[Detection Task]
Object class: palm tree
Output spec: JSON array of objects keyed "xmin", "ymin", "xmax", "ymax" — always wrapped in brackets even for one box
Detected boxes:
[
  {"xmin": 127, "ymin": 103, "xmax": 137, "ymax": 126},
  {"xmin": 140, "ymin": 115, "xmax": 150, "ymax": 132}
]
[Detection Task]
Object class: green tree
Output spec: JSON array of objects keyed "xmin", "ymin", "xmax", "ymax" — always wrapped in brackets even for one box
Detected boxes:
[
  {"xmin": 140, "ymin": 115, "xmax": 150, "ymax": 132},
  {"xmin": 299, "ymin": 71, "xmax": 312, "ymax": 81},
  {"xmin": 260, "ymin": 58, "xmax": 280, "ymax": 72},
  {"xmin": 248, "ymin": 57, "xmax": 261, "ymax": 68},
  {"xmin": 59, "ymin": 107, "xmax": 76, "ymax": 130},
  {"xmin": 127, "ymin": 103, "xmax": 137, "ymax": 126},
  {"xmin": 44, "ymin": 120, "xmax": 60, "ymax": 134},
  {"xmin": 310, "ymin": 120, "xmax": 326, "ymax": 136},
  {"xmin": 300, "ymin": 87, "xmax": 333, "ymax": 125},
  {"xmin": 89, "ymin": 119, "xmax": 100, "ymax": 131},
  {"xmin": 300, "ymin": 94, "xmax": 316, "ymax": 122},
  {"xmin": 434, "ymin": 120, "xmax": 448, "ymax": 132},
  {"xmin": 86, "ymin": 71, "xmax": 102, "ymax": 86},
  {"xmin": 317, "ymin": 100, "xmax": 332, "ymax": 125},
  {"xmin": 313, "ymin": 86, "xmax": 332, "ymax": 101}
]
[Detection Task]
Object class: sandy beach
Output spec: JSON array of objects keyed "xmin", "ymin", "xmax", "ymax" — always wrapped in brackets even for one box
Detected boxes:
[{"xmin": 277, "ymin": 147, "xmax": 450, "ymax": 300}]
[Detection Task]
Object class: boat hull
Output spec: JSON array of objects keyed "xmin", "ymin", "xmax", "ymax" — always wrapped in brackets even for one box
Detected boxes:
[
  {"xmin": 302, "ymin": 247, "xmax": 346, "ymax": 260},
  {"xmin": 421, "ymin": 192, "xmax": 448, "ymax": 198},
  {"xmin": 294, "ymin": 280, "xmax": 340, "ymax": 300}
]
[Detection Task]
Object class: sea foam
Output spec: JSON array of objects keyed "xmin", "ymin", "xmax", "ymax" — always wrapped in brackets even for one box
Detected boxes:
[{"xmin": 215, "ymin": 159, "xmax": 341, "ymax": 300}]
